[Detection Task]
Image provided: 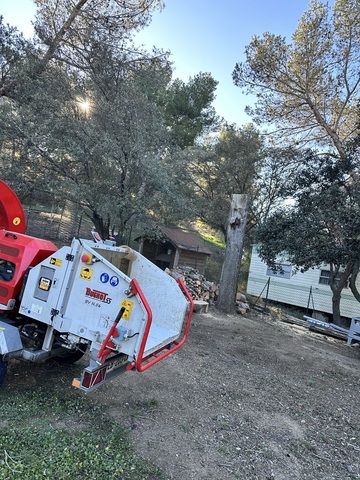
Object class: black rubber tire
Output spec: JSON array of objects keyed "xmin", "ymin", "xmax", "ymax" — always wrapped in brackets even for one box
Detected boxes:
[
  {"xmin": 0, "ymin": 356, "xmax": 8, "ymax": 386},
  {"xmin": 52, "ymin": 344, "xmax": 87, "ymax": 364}
]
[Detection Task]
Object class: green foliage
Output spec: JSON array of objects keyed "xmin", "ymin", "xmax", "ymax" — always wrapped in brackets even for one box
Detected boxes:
[
  {"xmin": 203, "ymin": 250, "xmax": 224, "ymax": 283},
  {"xmin": 256, "ymin": 150, "xmax": 360, "ymax": 322},
  {"xmin": 258, "ymin": 154, "xmax": 360, "ymax": 268},
  {"xmin": 0, "ymin": 387, "xmax": 165, "ymax": 480},
  {"xmin": 0, "ymin": 0, "xmax": 271, "ymax": 273},
  {"xmin": 164, "ymin": 72, "xmax": 219, "ymax": 148},
  {"xmin": 200, "ymin": 232, "xmax": 225, "ymax": 249},
  {"xmin": 201, "ymin": 235, "xmax": 225, "ymax": 283},
  {"xmin": 32, "ymin": 0, "xmax": 164, "ymax": 76},
  {"xmin": 233, "ymin": 0, "xmax": 360, "ymax": 156},
  {"xmin": 188, "ymin": 124, "xmax": 263, "ymax": 237},
  {"xmin": 0, "ymin": 18, "xmax": 33, "ymax": 88},
  {"xmin": 251, "ymin": 145, "xmax": 304, "ymax": 226},
  {"xmin": 0, "ymin": 2, "xmax": 223, "ymax": 241}
]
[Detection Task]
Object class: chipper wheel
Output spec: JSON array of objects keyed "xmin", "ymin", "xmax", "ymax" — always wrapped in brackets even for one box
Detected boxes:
[
  {"xmin": 0, "ymin": 356, "xmax": 8, "ymax": 386},
  {"xmin": 52, "ymin": 344, "xmax": 88, "ymax": 364}
]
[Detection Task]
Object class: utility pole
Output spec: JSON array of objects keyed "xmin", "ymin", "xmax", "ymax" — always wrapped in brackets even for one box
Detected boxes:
[{"xmin": 216, "ymin": 194, "xmax": 250, "ymax": 314}]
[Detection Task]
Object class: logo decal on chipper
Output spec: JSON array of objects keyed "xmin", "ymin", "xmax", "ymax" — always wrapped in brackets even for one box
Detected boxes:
[{"xmin": 85, "ymin": 287, "xmax": 112, "ymax": 304}]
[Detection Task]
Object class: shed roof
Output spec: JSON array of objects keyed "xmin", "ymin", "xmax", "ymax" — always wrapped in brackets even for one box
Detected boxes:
[{"xmin": 160, "ymin": 226, "xmax": 212, "ymax": 255}]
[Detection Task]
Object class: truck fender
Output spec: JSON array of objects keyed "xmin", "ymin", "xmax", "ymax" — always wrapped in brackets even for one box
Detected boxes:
[{"xmin": 0, "ymin": 320, "xmax": 23, "ymax": 357}]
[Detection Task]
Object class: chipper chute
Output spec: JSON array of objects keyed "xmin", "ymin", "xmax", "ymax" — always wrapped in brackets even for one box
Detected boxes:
[{"xmin": 0, "ymin": 180, "xmax": 26, "ymax": 234}]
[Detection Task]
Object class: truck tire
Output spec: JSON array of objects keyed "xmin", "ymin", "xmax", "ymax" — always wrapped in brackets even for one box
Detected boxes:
[
  {"xmin": 0, "ymin": 356, "xmax": 8, "ymax": 386},
  {"xmin": 52, "ymin": 344, "xmax": 87, "ymax": 364}
]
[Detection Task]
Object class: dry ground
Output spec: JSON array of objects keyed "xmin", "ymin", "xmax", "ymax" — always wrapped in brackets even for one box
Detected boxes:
[
  {"xmin": 96, "ymin": 308, "xmax": 360, "ymax": 480},
  {"xmin": 6, "ymin": 307, "xmax": 360, "ymax": 479}
]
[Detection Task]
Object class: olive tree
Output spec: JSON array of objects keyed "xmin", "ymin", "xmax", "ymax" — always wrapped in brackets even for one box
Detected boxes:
[
  {"xmin": 0, "ymin": 49, "xmax": 173, "ymax": 240},
  {"xmin": 0, "ymin": 1, "xmax": 223, "ymax": 240}
]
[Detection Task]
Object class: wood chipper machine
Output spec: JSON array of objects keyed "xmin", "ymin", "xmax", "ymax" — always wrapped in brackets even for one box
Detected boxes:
[{"xmin": 0, "ymin": 180, "xmax": 193, "ymax": 392}]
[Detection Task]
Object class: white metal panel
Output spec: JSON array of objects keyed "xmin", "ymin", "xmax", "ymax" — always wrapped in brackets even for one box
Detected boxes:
[
  {"xmin": 246, "ymin": 245, "xmax": 360, "ymax": 318},
  {"xmin": 54, "ymin": 241, "xmax": 145, "ymax": 357},
  {"xmin": 128, "ymin": 252, "xmax": 188, "ymax": 355},
  {"xmin": 19, "ymin": 238, "xmax": 189, "ymax": 359},
  {"xmin": 19, "ymin": 245, "xmax": 73, "ymax": 324}
]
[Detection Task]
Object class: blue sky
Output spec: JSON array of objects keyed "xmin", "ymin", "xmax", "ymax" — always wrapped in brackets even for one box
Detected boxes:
[{"xmin": 1, "ymin": 0, "xmax": 315, "ymax": 126}]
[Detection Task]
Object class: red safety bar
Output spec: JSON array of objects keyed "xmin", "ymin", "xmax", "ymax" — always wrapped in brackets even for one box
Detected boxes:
[{"xmin": 127, "ymin": 276, "xmax": 194, "ymax": 372}]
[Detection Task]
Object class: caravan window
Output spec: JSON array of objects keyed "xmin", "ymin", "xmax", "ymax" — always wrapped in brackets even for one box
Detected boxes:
[
  {"xmin": 319, "ymin": 270, "xmax": 331, "ymax": 285},
  {"xmin": 266, "ymin": 264, "xmax": 291, "ymax": 279},
  {"xmin": 319, "ymin": 269, "xmax": 349, "ymax": 288}
]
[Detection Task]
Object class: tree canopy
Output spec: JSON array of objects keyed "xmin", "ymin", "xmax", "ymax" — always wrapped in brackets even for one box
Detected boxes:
[
  {"xmin": 0, "ymin": 3, "xmax": 222, "ymax": 242},
  {"xmin": 0, "ymin": 0, "xmax": 164, "ymax": 96},
  {"xmin": 256, "ymin": 150, "xmax": 360, "ymax": 323},
  {"xmin": 187, "ymin": 124, "xmax": 263, "ymax": 238},
  {"xmin": 164, "ymin": 73, "xmax": 219, "ymax": 148},
  {"xmin": 233, "ymin": 0, "xmax": 360, "ymax": 156}
]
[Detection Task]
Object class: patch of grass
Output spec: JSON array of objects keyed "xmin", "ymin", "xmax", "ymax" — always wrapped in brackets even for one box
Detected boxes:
[
  {"xmin": 134, "ymin": 398, "xmax": 159, "ymax": 410},
  {"xmin": 194, "ymin": 220, "xmax": 225, "ymax": 249},
  {"xmin": 288, "ymin": 437, "xmax": 316, "ymax": 457},
  {"xmin": 200, "ymin": 232, "xmax": 225, "ymax": 249},
  {"xmin": 0, "ymin": 387, "xmax": 166, "ymax": 480},
  {"xmin": 218, "ymin": 444, "xmax": 232, "ymax": 455},
  {"xmin": 179, "ymin": 423, "xmax": 191, "ymax": 433},
  {"xmin": 144, "ymin": 398, "xmax": 158, "ymax": 408}
]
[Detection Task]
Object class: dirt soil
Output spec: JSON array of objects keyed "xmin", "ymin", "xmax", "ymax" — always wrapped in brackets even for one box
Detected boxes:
[
  {"xmin": 98, "ymin": 308, "xmax": 360, "ymax": 480},
  {"xmin": 6, "ymin": 307, "xmax": 360, "ymax": 479}
]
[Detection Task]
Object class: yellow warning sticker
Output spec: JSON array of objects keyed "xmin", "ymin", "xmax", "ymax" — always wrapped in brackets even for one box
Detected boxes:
[
  {"xmin": 39, "ymin": 277, "xmax": 51, "ymax": 291},
  {"xmin": 12, "ymin": 217, "xmax": 21, "ymax": 226},
  {"xmin": 120, "ymin": 299, "xmax": 134, "ymax": 320},
  {"xmin": 50, "ymin": 257, "xmax": 63, "ymax": 267},
  {"xmin": 80, "ymin": 267, "xmax": 93, "ymax": 280}
]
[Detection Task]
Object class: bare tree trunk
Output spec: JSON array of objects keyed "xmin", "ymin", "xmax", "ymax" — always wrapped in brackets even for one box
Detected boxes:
[
  {"xmin": 331, "ymin": 291, "xmax": 342, "ymax": 326},
  {"xmin": 216, "ymin": 194, "xmax": 250, "ymax": 314}
]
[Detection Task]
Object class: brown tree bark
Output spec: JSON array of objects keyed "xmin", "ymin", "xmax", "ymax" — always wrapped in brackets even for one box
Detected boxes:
[{"xmin": 216, "ymin": 194, "xmax": 250, "ymax": 314}]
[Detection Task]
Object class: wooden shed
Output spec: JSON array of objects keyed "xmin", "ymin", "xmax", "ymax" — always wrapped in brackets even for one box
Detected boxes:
[{"xmin": 137, "ymin": 226, "xmax": 212, "ymax": 274}]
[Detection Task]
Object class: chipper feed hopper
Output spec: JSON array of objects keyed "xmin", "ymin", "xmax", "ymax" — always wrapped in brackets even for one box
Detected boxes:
[{"xmin": 0, "ymin": 180, "xmax": 193, "ymax": 392}]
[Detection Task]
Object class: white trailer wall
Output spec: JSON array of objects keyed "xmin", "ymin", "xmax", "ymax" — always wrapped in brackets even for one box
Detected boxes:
[{"xmin": 246, "ymin": 245, "xmax": 360, "ymax": 319}]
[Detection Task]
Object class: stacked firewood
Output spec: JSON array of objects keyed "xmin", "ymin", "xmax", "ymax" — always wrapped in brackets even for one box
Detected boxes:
[
  {"xmin": 236, "ymin": 292, "xmax": 250, "ymax": 315},
  {"xmin": 166, "ymin": 266, "xmax": 250, "ymax": 314},
  {"xmin": 166, "ymin": 266, "xmax": 219, "ymax": 303}
]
